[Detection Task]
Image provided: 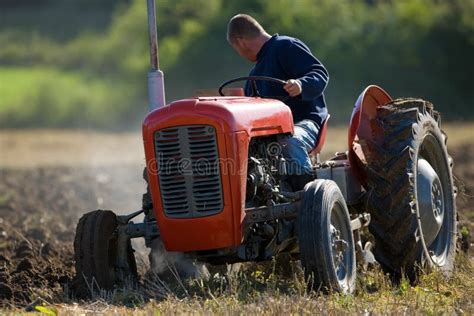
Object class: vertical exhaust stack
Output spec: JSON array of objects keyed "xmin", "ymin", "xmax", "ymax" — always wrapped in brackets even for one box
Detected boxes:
[{"xmin": 147, "ymin": 0, "xmax": 166, "ymax": 111}]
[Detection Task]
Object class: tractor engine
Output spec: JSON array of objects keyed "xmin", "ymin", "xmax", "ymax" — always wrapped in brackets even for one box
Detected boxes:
[
  {"xmin": 245, "ymin": 137, "xmax": 284, "ymax": 207},
  {"xmin": 238, "ymin": 136, "xmax": 300, "ymax": 261}
]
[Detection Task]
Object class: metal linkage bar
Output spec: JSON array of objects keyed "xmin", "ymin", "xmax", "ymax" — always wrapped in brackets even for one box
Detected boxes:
[
  {"xmin": 245, "ymin": 202, "xmax": 301, "ymax": 224},
  {"xmin": 350, "ymin": 213, "xmax": 371, "ymax": 231},
  {"xmin": 122, "ymin": 221, "xmax": 160, "ymax": 239}
]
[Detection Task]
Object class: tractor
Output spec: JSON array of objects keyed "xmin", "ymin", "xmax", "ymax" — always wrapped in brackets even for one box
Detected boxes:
[{"xmin": 73, "ymin": 0, "xmax": 457, "ymax": 295}]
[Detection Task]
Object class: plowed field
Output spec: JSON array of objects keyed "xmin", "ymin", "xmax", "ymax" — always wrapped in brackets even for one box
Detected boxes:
[{"xmin": 0, "ymin": 127, "xmax": 472, "ymax": 312}]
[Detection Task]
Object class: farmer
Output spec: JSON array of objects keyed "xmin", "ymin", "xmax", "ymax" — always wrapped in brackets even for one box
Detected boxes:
[{"xmin": 227, "ymin": 14, "xmax": 329, "ymax": 190}]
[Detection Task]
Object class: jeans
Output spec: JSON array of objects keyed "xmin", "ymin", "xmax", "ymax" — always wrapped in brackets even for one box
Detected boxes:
[{"xmin": 277, "ymin": 120, "xmax": 320, "ymax": 175}]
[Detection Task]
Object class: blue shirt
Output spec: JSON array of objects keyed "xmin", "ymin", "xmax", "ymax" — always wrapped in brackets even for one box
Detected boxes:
[{"xmin": 245, "ymin": 34, "xmax": 329, "ymax": 127}]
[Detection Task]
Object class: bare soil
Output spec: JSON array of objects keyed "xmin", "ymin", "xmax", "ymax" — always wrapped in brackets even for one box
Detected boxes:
[
  {"xmin": 0, "ymin": 128, "xmax": 472, "ymax": 308},
  {"xmin": 0, "ymin": 166, "xmax": 147, "ymax": 307}
]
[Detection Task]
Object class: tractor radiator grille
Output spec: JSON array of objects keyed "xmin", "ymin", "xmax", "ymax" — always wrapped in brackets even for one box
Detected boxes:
[{"xmin": 154, "ymin": 125, "xmax": 223, "ymax": 218}]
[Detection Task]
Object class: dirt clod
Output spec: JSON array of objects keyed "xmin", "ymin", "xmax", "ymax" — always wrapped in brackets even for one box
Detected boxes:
[
  {"xmin": 15, "ymin": 258, "xmax": 34, "ymax": 273},
  {"xmin": 0, "ymin": 284, "xmax": 13, "ymax": 300},
  {"xmin": 14, "ymin": 241, "xmax": 33, "ymax": 259}
]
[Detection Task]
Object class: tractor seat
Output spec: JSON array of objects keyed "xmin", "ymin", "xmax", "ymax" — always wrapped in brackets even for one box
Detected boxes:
[{"xmin": 309, "ymin": 114, "xmax": 330, "ymax": 157}]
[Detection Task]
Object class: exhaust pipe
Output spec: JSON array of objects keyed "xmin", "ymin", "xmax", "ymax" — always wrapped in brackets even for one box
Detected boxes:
[{"xmin": 146, "ymin": 0, "xmax": 166, "ymax": 111}]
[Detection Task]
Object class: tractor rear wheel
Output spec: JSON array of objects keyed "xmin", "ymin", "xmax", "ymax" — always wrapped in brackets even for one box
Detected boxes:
[
  {"xmin": 362, "ymin": 99, "xmax": 456, "ymax": 280},
  {"xmin": 298, "ymin": 180, "xmax": 356, "ymax": 294},
  {"xmin": 74, "ymin": 210, "xmax": 137, "ymax": 295}
]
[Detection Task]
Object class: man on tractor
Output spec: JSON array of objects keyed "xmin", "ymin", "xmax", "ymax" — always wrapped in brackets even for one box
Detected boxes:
[{"xmin": 227, "ymin": 14, "xmax": 329, "ymax": 190}]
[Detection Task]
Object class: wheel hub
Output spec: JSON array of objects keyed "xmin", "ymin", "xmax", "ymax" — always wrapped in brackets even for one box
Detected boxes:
[
  {"xmin": 417, "ymin": 158, "xmax": 444, "ymax": 247},
  {"xmin": 330, "ymin": 224, "xmax": 347, "ymax": 272}
]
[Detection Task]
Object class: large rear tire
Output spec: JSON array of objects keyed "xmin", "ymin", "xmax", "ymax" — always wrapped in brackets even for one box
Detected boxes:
[
  {"xmin": 74, "ymin": 210, "xmax": 137, "ymax": 295},
  {"xmin": 362, "ymin": 99, "xmax": 456, "ymax": 280},
  {"xmin": 298, "ymin": 180, "xmax": 356, "ymax": 294}
]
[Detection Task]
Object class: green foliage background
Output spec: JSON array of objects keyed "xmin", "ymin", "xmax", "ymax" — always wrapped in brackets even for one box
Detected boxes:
[{"xmin": 0, "ymin": 0, "xmax": 473, "ymax": 129}]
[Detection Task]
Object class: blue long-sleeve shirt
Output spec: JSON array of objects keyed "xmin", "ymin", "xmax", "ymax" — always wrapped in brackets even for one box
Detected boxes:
[{"xmin": 244, "ymin": 34, "xmax": 329, "ymax": 127}]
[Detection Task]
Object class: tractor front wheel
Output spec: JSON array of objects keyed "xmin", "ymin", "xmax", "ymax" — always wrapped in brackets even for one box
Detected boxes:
[
  {"xmin": 298, "ymin": 180, "xmax": 356, "ymax": 294},
  {"xmin": 74, "ymin": 210, "xmax": 137, "ymax": 295}
]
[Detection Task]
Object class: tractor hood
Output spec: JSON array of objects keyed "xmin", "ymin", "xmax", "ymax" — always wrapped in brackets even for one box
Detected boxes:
[
  {"xmin": 142, "ymin": 96, "xmax": 294, "ymax": 252},
  {"xmin": 142, "ymin": 96, "xmax": 294, "ymax": 139}
]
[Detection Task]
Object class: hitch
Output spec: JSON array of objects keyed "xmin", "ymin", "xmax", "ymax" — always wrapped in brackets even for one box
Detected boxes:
[{"xmin": 350, "ymin": 213, "xmax": 376, "ymax": 271}]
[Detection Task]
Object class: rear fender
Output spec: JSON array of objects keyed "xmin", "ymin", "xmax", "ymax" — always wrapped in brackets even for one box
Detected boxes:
[{"xmin": 348, "ymin": 85, "xmax": 392, "ymax": 187}]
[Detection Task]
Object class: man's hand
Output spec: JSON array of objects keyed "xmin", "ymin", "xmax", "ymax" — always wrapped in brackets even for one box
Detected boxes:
[{"xmin": 283, "ymin": 79, "xmax": 302, "ymax": 97}]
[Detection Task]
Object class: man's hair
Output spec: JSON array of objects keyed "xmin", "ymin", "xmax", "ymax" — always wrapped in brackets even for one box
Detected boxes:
[{"xmin": 227, "ymin": 14, "xmax": 265, "ymax": 43}]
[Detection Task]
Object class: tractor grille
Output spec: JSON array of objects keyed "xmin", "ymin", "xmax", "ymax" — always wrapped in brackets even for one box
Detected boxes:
[{"xmin": 154, "ymin": 125, "xmax": 223, "ymax": 218}]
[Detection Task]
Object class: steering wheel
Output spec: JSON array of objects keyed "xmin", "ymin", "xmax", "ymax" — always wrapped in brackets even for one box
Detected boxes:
[{"xmin": 218, "ymin": 76, "xmax": 290, "ymax": 101}]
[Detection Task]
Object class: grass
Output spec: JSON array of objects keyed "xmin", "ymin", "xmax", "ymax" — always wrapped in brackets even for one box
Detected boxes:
[
  {"xmin": 11, "ymin": 255, "xmax": 473, "ymax": 314},
  {"xmin": 0, "ymin": 67, "xmax": 144, "ymax": 128}
]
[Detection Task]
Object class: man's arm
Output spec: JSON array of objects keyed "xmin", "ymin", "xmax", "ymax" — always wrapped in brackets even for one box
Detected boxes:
[{"xmin": 278, "ymin": 39, "xmax": 329, "ymax": 100}]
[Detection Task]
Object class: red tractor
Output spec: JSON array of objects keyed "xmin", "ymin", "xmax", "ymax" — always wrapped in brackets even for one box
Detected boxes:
[{"xmin": 74, "ymin": 1, "xmax": 457, "ymax": 295}]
